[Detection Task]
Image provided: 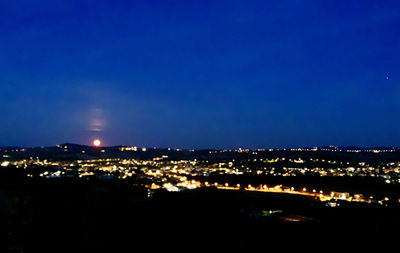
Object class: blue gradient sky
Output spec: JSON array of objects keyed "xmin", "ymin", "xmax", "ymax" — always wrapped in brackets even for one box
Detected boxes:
[{"xmin": 0, "ymin": 0, "xmax": 399, "ymax": 148}]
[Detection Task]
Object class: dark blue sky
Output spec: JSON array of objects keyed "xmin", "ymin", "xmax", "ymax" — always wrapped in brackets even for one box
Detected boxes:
[{"xmin": 0, "ymin": 0, "xmax": 399, "ymax": 148}]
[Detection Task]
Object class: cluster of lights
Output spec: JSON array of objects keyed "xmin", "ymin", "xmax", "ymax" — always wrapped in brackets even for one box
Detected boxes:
[{"xmin": 2, "ymin": 143, "xmax": 400, "ymax": 206}]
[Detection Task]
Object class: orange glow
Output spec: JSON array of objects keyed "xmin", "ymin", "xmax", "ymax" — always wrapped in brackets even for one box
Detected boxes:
[{"xmin": 93, "ymin": 139, "xmax": 101, "ymax": 147}]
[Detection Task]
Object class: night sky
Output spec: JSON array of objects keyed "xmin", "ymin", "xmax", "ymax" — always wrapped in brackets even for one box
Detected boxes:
[{"xmin": 1, "ymin": 0, "xmax": 399, "ymax": 149}]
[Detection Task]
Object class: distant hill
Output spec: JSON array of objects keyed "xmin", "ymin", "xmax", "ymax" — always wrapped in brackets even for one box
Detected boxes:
[{"xmin": 0, "ymin": 143, "xmax": 399, "ymax": 163}]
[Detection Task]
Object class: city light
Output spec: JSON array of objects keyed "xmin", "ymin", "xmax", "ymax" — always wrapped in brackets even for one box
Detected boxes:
[
  {"xmin": 1, "ymin": 161, "xmax": 10, "ymax": 167},
  {"xmin": 1, "ymin": 146, "xmax": 399, "ymax": 207}
]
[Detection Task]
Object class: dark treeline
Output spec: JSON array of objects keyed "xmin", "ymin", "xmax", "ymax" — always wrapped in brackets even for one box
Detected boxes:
[{"xmin": 0, "ymin": 167, "xmax": 399, "ymax": 252}]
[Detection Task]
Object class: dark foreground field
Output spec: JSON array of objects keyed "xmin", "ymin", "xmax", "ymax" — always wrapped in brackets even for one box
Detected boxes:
[{"xmin": 1, "ymin": 177, "xmax": 399, "ymax": 252}]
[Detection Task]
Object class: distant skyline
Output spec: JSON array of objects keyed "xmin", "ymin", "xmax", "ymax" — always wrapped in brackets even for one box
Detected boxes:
[{"xmin": 1, "ymin": 0, "xmax": 399, "ymax": 149}]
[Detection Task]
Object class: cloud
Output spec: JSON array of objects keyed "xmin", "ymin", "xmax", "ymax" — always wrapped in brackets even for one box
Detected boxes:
[{"xmin": 89, "ymin": 108, "xmax": 106, "ymax": 132}]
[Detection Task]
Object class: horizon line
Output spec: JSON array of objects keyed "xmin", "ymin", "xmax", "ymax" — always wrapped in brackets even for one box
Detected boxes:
[{"xmin": 0, "ymin": 142, "xmax": 398, "ymax": 151}]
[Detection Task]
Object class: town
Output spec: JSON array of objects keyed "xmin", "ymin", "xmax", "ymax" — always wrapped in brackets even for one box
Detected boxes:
[{"xmin": 2, "ymin": 144, "xmax": 400, "ymax": 207}]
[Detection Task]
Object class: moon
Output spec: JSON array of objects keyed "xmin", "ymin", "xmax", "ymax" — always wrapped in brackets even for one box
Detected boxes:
[{"xmin": 93, "ymin": 139, "xmax": 101, "ymax": 147}]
